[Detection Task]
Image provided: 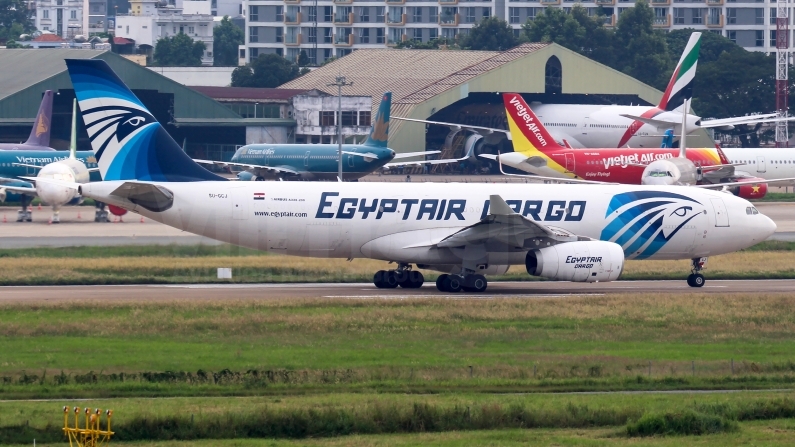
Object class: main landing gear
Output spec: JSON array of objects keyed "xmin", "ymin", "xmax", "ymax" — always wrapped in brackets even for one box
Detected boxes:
[
  {"xmin": 373, "ymin": 264, "xmax": 424, "ymax": 289},
  {"xmin": 686, "ymin": 257, "xmax": 708, "ymax": 288},
  {"xmin": 435, "ymin": 274, "xmax": 488, "ymax": 293},
  {"xmin": 16, "ymin": 196, "xmax": 32, "ymax": 222}
]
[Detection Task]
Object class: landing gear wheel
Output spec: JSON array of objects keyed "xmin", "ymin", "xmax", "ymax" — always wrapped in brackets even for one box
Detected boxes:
[
  {"xmin": 373, "ymin": 270, "xmax": 398, "ymax": 289},
  {"xmin": 687, "ymin": 273, "xmax": 705, "ymax": 288},
  {"xmin": 463, "ymin": 274, "xmax": 488, "ymax": 293},
  {"xmin": 436, "ymin": 274, "xmax": 448, "ymax": 292},
  {"xmin": 373, "ymin": 270, "xmax": 387, "ymax": 288},
  {"xmin": 443, "ymin": 275, "xmax": 463, "ymax": 293},
  {"xmin": 399, "ymin": 271, "xmax": 424, "ymax": 288}
]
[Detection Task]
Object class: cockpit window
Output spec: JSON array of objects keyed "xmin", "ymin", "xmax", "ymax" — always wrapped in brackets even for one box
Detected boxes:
[
  {"xmin": 747, "ymin": 207, "xmax": 759, "ymax": 215},
  {"xmin": 648, "ymin": 170, "xmax": 672, "ymax": 178},
  {"xmin": 752, "ymin": 207, "xmax": 759, "ymax": 215}
]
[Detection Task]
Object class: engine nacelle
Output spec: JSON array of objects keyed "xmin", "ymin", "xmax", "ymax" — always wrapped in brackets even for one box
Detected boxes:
[
  {"xmin": 731, "ymin": 178, "xmax": 767, "ymax": 200},
  {"xmin": 525, "ymin": 241, "xmax": 624, "ymax": 282},
  {"xmin": 641, "ymin": 158, "xmax": 698, "ymax": 186},
  {"xmin": 36, "ymin": 159, "xmax": 90, "ymax": 206}
]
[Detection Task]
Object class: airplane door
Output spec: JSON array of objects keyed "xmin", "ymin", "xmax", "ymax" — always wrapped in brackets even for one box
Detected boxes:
[
  {"xmin": 757, "ymin": 156, "xmax": 766, "ymax": 173},
  {"xmin": 348, "ymin": 154, "xmax": 355, "ymax": 167},
  {"xmin": 710, "ymin": 198, "xmax": 729, "ymax": 227},
  {"xmin": 304, "ymin": 151, "xmax": 310, "ymax": 168},
  {"xmin": 564, "ymin": 153, "xmax": 575, "ymax": 173},
  {"xmin": 232, "ymin": 188, "xmax": 249, "ymax": 220}
]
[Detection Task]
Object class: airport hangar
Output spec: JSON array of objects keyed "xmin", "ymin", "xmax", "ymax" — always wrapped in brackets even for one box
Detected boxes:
[
  {"xmin": 0, "ymin": 49, "xmax": 298, "ymax": 161},
  {"xmin": 281, "ymin": 42, "xmax": 714, "ymax": 166}
]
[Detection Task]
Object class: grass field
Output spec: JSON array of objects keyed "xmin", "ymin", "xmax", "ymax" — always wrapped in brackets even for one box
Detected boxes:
[
  {"xmin": 0, "ymin": 242, "xmax": 794, "ymax": 285},
  {"xmin": 2, "ymin": 293, "xmax": 795, "ymax": 399}
]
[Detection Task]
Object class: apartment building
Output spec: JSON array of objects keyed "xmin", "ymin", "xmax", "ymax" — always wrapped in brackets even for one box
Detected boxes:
[
  {"xmin": 33, "ymin": 0, "xmax": 84, "ymax": 38},
  {"xmin": 239, "ymin": 0, "xmax": 788, "ymax": 66},
  {"xmin": 115, "ymin": 0, "xmax": 216, "ymax": 64}
]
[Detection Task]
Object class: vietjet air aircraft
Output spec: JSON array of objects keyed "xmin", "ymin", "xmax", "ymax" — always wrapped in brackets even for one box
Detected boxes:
[
  {"xmin": 396, "ymin": 32, "xmax": 787, "ymax": 149},
  {"xmin": 490, "ymin": 93, "xmax": 795, "ymax": 200},
  {"xmin": 47, "ymin": 59, "xmax": 777, "ymax": 292}
]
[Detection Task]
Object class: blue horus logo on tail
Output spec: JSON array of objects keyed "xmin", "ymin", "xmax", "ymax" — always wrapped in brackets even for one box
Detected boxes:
[
  {"xmin": 601, "ymin": 191, "xmax": 702, "ymax": 259},
  {"xmin": 65, "ymin": 59, "xmax": 224, "ymax": 182}
]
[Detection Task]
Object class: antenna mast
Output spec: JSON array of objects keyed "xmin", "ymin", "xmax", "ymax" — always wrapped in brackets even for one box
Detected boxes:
[{"xmin": 776, "ymin": 1, "xmax": 789, "ymax": 147}]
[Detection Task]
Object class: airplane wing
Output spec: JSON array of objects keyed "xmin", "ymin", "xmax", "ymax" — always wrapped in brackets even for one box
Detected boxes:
[
  {"xmin": 391, "ymin": 150, "xmax": 441, "ymax": 160},
  {"xmin": 495, "ymin": 154, "xmax": 613, "ymax": 185},
  {"xmin": 0, "ymin": 184, "xmax": 37, "ymax": 196},
  {"xmin": 12, "ymin": 163, "xmax": 44, "ymax": 170},
  {"xmin": 693, "ymin": 177, "xmax": 795, "ymax": 189},
  {"xmin": 405, "ymin": 195, "xmax": 581, "ymax": 250},
  {"xmin": 393, "ymin": 117, "xmax": 512, "ymax": 141},
  {"xmin": 699, "ymin": 114, "xmax": 785, "ymax": 129},
  {"xmin": 193, "ymin": 159, "xmax": 300, "ymax": 176}
]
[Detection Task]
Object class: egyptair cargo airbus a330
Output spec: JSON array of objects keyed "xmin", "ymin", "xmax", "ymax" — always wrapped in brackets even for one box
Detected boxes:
[{"xmin": 44, "ymin": 59, "xmax": 777, "ymax": 293}]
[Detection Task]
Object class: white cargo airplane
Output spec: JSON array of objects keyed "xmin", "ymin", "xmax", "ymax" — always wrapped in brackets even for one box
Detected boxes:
[
  {"xmin": 395, "ymin": 32, "xmax": 790, "ymax": 149},
  {"xmin": 47, "ymin": 59, "xmax": 777, "ymax": 293}
]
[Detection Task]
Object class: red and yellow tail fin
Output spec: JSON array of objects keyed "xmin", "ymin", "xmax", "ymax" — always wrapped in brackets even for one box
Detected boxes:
[{"xmin": 502, "ymin": 93, "xmax": 563, "ymax": 157}]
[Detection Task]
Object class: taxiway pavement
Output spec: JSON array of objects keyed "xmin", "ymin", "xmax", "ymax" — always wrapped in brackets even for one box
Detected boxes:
[{"xmin": 2, "ymin": 279, "xmax": 794, "ymax": 303}]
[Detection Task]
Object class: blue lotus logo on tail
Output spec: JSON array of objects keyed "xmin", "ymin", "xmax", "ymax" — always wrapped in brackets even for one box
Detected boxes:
[
  {"xmin": 65, "ymin": 59, "xmax": 224, "ymax": 182},
  {"xmin": 601, "ymin": 191, "xmax": 702, "ymax": 259}
]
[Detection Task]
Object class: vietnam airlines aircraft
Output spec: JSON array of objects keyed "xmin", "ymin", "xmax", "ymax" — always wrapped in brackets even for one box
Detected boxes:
[
  {"xmin": 196, "ymin": 92, "xmax": 441, "ymax": 181},
  {"xmin": 1, "ymin": 100, "xmax": 96, "ymax": 223},
  {"xmin": 487, "ymin": 93, "xmax": 795, "ymax": 200},
  {"xmin": 0, "ymin": 90, "xmax": 57, "ymax": 151},
  {"xmin": 49, "ymin": 59, "xmax": 779, "ymax": 290},
  {"xmin": 396, "ymin": 33, "xmax": 788, "ymax": 149}
]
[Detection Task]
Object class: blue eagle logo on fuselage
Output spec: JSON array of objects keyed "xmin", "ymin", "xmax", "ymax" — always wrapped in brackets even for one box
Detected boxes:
[{"xmin": 601, "ymin": 191, "xmax": 703, "ymax": 259}]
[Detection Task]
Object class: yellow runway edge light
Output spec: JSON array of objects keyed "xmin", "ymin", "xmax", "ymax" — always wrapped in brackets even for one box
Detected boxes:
[{"xmin": 62, "ymin": 406, "xmax": 114, "ymax": 447}]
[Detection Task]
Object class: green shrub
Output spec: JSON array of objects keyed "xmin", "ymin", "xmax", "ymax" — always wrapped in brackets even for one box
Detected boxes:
[{"xmin": 626, "ymin": 410, "xmax": 738, "ymax": 437}]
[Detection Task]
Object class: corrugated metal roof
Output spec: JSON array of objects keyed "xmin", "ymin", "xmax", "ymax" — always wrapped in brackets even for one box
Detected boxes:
[
  {"xmin": 279, "ymin": 48, "xmax": 500, "ymax": 112},
  {"xmin": 0, "ymin": 49, "xmax": 101, "ymax": 101}
]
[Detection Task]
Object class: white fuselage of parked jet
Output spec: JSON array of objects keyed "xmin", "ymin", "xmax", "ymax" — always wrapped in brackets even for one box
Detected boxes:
[
  {"xmin": 532, "ymin": 104, "xmax": 701, "ymax": 149},
  {"xmin": 721, "ymin": 148, "xmax": 795, "ymax": 183},
  {"xmin": 80, "ymin": 181, "xmax": 774, "ymax": 263}
]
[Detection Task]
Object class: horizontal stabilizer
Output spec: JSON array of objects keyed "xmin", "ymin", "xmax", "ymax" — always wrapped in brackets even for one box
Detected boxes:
[{"xmin": 619, "ymin": 114, "xmax": 678, "ymax": 129}]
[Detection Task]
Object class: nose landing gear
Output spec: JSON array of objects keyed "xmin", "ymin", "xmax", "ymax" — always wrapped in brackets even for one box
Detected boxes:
[
  {"xmin": 373, "ymin": 264, "xmax": 424, "ymax": 289},
  {"xmin": 686, "ymin": 257, "xmax": 708, "ymax": 287}
]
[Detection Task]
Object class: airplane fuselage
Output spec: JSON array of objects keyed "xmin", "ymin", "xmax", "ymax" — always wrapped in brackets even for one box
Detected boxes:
[
  {"xmin": 232, "ymin": 144, "xmax": 395, "ymax": 180},
  {"xmin": 500, "ymin": 146, "xmax": 795, "ymax": 185},
  {"xmin": 82, "ymin": 181, "xmax": 774, "ymax": 263},
  {"xmin": 532, "ymin": 104, "xmax": 699, "ymax": 149},
  {"xmin": 0, "ymin": 150, "xmax": 100, "ymax": 181}
]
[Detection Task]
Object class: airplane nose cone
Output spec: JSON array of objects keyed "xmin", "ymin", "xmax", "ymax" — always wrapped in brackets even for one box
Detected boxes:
[
  {"xmin": 390, "ymin": 149, "xmax": 395, "ymax": 158},
  {"xmin": 762, "ymin": 214, "xmax": 777, "ymax": 238}
]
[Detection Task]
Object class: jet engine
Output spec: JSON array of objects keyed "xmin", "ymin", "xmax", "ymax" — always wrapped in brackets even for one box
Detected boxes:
[
  {"xmin": 731, "ymin": 178, "xmax": 768, "ymax": 200},
  {"xmin": 525, "ymin": 241, "xmax": 624, "ymax": 282},
  {"xmin": 641, "ymin": 158, "xmax": 699, "ymax": 186},
  {"xmin": 36, "ymin": 158, "xmax": 90, "ymax": 206}
]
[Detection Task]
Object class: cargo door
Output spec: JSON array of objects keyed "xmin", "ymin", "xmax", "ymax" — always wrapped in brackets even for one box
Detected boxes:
[
  {"xmin": 710, "ymin": 198, "xmax": 729, "ymax": 227},
  {"xmin": 757, "ymin": 156, "xmax": 766, "ymax": 173}
]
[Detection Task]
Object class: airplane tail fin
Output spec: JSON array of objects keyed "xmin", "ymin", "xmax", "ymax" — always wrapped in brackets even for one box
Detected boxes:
[
  {"xmin": 658, "ymin": 32, "xmax": 701, "ymax": 112},
  {"xmin": 64, "ymin": 59, "xmax": 225, "ymax": 182},
  {"xmin": 24, "ymin": 90, "xmax": 54, "ymax": 147},
  {"xmin": 502, "ymin": 93, "xmax": 563, "ymax": 156},
  {"xmin": 364, "ymin": 92, "xmax": 391, "ymax": 148}
]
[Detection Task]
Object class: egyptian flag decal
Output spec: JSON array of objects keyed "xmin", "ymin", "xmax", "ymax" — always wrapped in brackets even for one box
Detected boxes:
[{"xmin": 254, "ymin": 192, "xmax": 265, "ymax": 200}]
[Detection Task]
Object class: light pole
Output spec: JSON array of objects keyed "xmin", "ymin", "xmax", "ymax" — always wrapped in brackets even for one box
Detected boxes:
[{"xmin": 327, "ymin": 76, "xmax": 353, "ymax": 181}]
